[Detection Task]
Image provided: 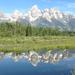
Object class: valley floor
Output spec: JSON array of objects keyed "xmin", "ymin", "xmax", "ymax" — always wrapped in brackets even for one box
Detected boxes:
[{"xmin": 0, "ymin": 36, "xmax": 75, "ymax": 53}]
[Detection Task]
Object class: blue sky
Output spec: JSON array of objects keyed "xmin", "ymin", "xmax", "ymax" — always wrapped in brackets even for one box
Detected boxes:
[{"xmin": 0, "ymin": 0, "xmax": 75, "ymax": 14}]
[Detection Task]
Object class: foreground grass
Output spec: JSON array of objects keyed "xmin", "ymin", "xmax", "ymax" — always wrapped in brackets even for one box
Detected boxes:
[{"xmin": 0, "ymin": 36, "xmax": 75, "ymax": 52}]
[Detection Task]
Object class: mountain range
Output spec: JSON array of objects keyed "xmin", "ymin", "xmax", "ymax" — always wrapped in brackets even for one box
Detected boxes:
[{"xmin": 0, "ymin": 5, "xmax": 75, "ymax": 31}]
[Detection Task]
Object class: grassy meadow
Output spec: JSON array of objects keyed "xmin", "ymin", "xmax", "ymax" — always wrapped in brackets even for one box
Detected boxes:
[{"xmin": 0, "ymin": 36, "xmax": 75, "ymax": 52}]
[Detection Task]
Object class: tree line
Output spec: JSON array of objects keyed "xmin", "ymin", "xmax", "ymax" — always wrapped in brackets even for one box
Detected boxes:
[{"xmin": 0, "ymin": 22, "xmax": 75, "ymax": 37}]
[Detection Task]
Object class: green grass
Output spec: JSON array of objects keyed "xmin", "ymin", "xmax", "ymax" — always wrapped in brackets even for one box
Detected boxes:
[{"xmin": 0, "ymin": 36, "xmax": 75, "ymax": 52}]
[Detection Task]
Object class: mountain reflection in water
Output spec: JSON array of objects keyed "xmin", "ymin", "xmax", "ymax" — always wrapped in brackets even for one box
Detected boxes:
[{"xmin": 0, "ymin": 49, "xmax": 75, "ymax": 67}]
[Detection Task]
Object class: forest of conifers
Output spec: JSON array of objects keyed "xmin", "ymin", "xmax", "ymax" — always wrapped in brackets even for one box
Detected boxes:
[{"xmin": 0, "ymin": 22, "xmax": 75, "ymax": 37}]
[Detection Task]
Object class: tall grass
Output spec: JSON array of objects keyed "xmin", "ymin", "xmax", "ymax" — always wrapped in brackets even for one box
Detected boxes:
[{"xmin": 0, "ymin": 36, "xmax": 75, "ymax": 52}]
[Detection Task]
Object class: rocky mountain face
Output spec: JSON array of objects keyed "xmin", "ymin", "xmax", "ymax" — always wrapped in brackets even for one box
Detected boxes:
[{"xmin": 0, "ymin": 5, "xmax": 75, "ymax": 31}]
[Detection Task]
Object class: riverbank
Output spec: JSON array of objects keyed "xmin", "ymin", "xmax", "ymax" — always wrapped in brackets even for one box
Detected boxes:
[{"xmin": 0, "ymin": 36, "xmax": 75, "ymax": 52}]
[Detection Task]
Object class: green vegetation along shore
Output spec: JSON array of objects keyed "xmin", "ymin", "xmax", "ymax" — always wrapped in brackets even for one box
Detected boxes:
[
  {"xmin": 0, "ymin": 36, "xmax": 75, "ymax": 53},
  {"xmin": 0, "ymin": 22, "xmax": 75, "ymax": 53}
]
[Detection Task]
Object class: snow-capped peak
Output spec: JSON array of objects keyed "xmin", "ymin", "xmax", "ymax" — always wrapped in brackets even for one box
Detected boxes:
[
  {"xmin": 10, "ymin": 10, "xmax": 23, "ymax": 21},
  {"xmin": 11, "ymin": 10, "xmax": 23, "ymax": 19},
  {"xmin": 30, "ymin": 5, "xmax": 42, "ymax": 17},
  {"xmin": 25, "ymin": 5, "xmax": 42, "ymax": 22},
  {"xmin": 48, "ymin": 8, "xmax": 63, "ymax": 19}
]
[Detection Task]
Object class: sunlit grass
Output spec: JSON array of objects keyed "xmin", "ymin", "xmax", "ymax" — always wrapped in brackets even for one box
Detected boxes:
[{"xmin": 0, "ymin": 36, "xmax": 75, "ymax": 52}]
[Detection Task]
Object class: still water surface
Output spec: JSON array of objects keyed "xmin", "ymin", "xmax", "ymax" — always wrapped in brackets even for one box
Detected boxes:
[{"xmin": 0, "ymin": 50, "xmax": 75, "ymax": 75}]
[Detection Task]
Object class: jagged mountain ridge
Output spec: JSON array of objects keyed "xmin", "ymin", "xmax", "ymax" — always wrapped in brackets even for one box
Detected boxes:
[{"xmin": 0, "ymin": 5, "xmax": 75, "ymax": 31}]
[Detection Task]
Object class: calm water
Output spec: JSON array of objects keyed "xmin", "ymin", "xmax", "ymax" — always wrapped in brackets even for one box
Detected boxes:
[{"xmin": 0, "ymin": 50, "xmax": 75, "ymax": 75}]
